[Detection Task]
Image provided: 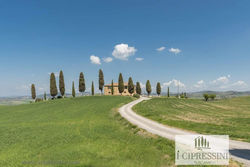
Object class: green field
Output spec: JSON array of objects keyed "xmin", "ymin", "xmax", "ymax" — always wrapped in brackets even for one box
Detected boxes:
[
  {"xmin": 0, "ymin": 96, "xmax": 175, "ymax": 167},
  {"xmin": 133, "ymin": 96, "xmax": 250, "ymax": 142}
]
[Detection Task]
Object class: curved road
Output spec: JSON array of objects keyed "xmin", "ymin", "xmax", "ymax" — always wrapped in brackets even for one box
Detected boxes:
[{"xmin": 119, "ymin": 97, "xmax": 250, "ymax": 166}]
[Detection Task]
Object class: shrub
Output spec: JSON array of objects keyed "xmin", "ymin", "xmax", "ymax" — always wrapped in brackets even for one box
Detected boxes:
[
  {"xmin": 133, "ymin": 94, "xmax": 140, "ymax": 98},
  {"xmin": 184, "ymin": 92, "xmax": 188, "ymax": 98},
  {"xmin": 35, "ymin": 98, "xmax": 43, "ymax": 102},
  {"xmin": 203, "ymin": 94, "xmax": 209, "ymax": 101},
  {"xmin": 209, "ymin": 94, "xmax": 216, "ymax": 100},
  {"xmin": 57, "ymin": 95, "xmax": 63, "ymax": 99}
]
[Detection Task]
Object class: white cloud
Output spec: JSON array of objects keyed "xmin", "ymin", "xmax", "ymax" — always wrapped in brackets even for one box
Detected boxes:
[
  {"xmin": 219, "ymin": 80, "xmax": 248, "ymax": 90},
  {"xmin": 112, "ymin": 43, "xmax": 137, "ymax": 60},
  {"xmin": 232, "ymin": 81, "xmax": 247, "ymax": 87},
  {"xmin": 156, "ymin": 46, "xmax": 165, "ymax": 52},
  {"xmin": 197, "ymin": 80, "xmax": 204, "ymax": 85},
  {"xmin": 211, "ymin": 75, "xmax": 230, "ymax": 85},
  {"xmin": 135, "ymin": 57, "xmax": 144, "ymax": 61},
  {"xmin": 103, "ymin": 57, "xmax": 113, "ymax": 63},
  {"xmin": 194, "ymin": 80, "xmax": 205, "ymax": 88},
  {"xmin": 207, "ymin": 75, "xmax": 248, "ymax": 91},
  {"xmin": 90, "ymin": 55, "xmax": 101, "ymax": 65},
  {"xmin": 169, "ymin": 48, "xmax": 181, "ymax": 54},
  {"xmin": 163, "ymin": 79, "xmax": 185, "ymax": 88}
]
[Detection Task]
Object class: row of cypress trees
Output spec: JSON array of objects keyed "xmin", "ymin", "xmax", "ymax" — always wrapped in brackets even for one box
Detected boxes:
[
  {"xmin": 117, "ymin": 73, "xmax": 141, "ymax": 95},
  {"xmin": 31, "ymin": 69, "xmax": 171, "ymax": 100},
  {"xmin": 116, "ymin": 73, "xmax": 168, "ymax": 96},
  {"xmin": 50, "ymin": 69, "xmax": 104, "ymax": 98},
  {"xmin": 31, "ymin": 69, "xmax": 105, "ymax": 100}
]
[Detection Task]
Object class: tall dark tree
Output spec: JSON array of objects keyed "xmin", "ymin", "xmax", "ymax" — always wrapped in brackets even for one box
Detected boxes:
[
  {"xmin": 91, "ymin": 81, "xmax": 94, "ymax": 96},
  {"xmin": 136, "ymin": 82, "xmax": 141, "ymax": 95},
  {"xmin": 111, "ymin": 80, "xmax": 114, "ymax": 95},
  {"xmin": 59, "ymin": 70, "xmax": 65, "ymax": 97},
  {"xmin": 146, "ymin": 80, "xmax": 151, "ymax": 96},
  {"xmin": 99, "ymin": 69, "xmax": 104, "ymax": 94},
  {"xmin": 44, "ymin": 92, "xmax": 46, "ymax": 101},
  {"xmin": 128, "ymin": 77, "xmax": 134, "ymax": 95},
  {"xmin": 79, "ymin": 72, "xmax": 86, "ymax": 95},
  {"xmin": 156, "ymin": 82, "xmax": 161, "ymax": 96},
  {"xmin": 31, "ymin": 84, "xmax": 36, "ymax": 100},
  {"xmin": 118, "ymin": 73, "xmax": 124, "ymax": 95},
  {"xmin": 72, "ymin": 81, "xmax": 76, "ymax": 98},
  {"xmin": 50, "ymin": 73, "xmax": 58, "ymax": 99},
  {"xmin": 167, "ymin": 87, "xmax": 170, "ymax": 97}
]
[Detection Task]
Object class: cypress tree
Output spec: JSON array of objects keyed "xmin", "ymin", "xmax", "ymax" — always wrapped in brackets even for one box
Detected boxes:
[
  {"xmin": 118, "ymin": 73, "xmax": 124, "ymax": 95},
  {"xmin": 146, "ymin": 80, "xmax": 151, "ymax": 96},
  {"xmin": 44, "ymin": 92, "xmax": 46, "ymax": 101},
  {"xmin": 136, "ymin": 82, "xmax": 141, "ymax": 95},
  {"xmin": 59, "ymin": 70, "xmax": 65, "ymax": 97},
  {"xmin": 156, "ymin": 82, "xmax": 161, "ymax": 96},
  {"xmin": 128, "ymin": 77, "xmax": 134, "ymax": 95},
  {"xmin": 50, "ymin": 73, "xmax": 58, "ymax": 99},
  {"xmin": 167, "ymin": 87, "xmax": 170, "ymax": 97},
  {"xmin": 99, "ymin": 69, "xmax": 104, "ymax": 94},
  {"xmin": 72, "ymin": 81, "xmax": 76, "ymax": 98},
  {"xmin": 31, "ymin": 84, "xmax": 36, "ymax": 100},
  {"xmin": 111, "ymin": 80, "xmax": 114, "ymax": 95},
  {"xmin": 79, "ymin": 72, "xmax": 86, "ymax": 95},
  {"xmin": 91, "ymin": 81, "xmax": 94, "ymax": 96}
]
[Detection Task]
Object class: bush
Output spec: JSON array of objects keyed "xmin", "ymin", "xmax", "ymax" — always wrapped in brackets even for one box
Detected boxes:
[
  {"xmin": 203, "ymin": 94, "xmax": 209, "ymax": 101},
  {"xmin": 209, "ymin": 94, "xmax": 216, "ymax": 100},
  {"xmin": 57, "ymin": 95, "xmax": 63, "ymax": 99},
  {"xmin": 133, "ymin": 94, "xmax": 140, "ymax": 98},
  {"xmin": 35, "ymin": 98, "xmax": 43, "ymax": 102}
]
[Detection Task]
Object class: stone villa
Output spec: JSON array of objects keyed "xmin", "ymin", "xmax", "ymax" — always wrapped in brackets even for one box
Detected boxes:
[{"xmin": 104, "ymin": 83, "xmax": 135, "ymax": 96}]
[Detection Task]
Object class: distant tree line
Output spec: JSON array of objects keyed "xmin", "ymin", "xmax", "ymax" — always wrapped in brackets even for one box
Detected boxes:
[{"xmin": 31, "ymin": 69, "xmax": 204, "ymax": 102}]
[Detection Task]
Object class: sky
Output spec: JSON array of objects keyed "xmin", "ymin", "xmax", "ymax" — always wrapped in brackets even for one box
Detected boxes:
[{"xmin": 0, "ymin": 0, "xmax": 250, "ymax": 96}]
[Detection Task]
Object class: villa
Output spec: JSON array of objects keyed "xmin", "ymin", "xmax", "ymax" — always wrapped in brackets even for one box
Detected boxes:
[{"xmin": 104, "ymin": 83, "xmax": 135, "ymax": 96}]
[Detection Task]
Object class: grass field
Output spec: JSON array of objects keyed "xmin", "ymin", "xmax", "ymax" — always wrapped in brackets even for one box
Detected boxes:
[
  {"xmin": 133, "ymin": 96, "xmax": 250, "ymax": 142},
  {"xmin": 0, "ymin": 96, "xmax": 175, "ymax": 167}
]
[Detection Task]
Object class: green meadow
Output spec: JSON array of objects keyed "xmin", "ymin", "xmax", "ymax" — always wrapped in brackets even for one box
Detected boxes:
[
  {"xmin": 133, "ymin": 96, "xmax": 250, "ymax": 142},
  {"xmin": 0, "ymin": 96, "xmax": 175, "ymax": 167}
]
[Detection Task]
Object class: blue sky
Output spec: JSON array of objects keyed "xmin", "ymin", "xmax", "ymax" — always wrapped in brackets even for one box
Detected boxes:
[{"xmin": 1, "ymin": 0, "xmax": 250, "ymax": 96}]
